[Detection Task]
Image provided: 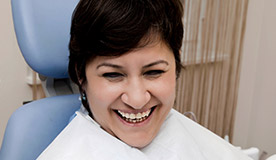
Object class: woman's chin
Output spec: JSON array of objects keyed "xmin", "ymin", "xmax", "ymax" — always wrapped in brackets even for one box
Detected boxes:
[
  {"xmin": 122, "ymin": 130, "xmax": 158, "ymax": 148},
  {"xmin": 124, "ymin": 138, "xmax": 153, "ymax": 149}
]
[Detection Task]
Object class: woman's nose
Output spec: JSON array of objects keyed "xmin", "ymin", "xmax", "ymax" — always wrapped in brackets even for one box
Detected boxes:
[{"xmin": 121, "ymin": 79, "xmax": 151, "ymax": 109}]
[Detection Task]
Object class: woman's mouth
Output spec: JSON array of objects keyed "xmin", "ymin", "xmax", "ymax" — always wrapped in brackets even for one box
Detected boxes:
[{"xmin": 114, "ymin": 106, "xmax": 156, "ymax": 124}]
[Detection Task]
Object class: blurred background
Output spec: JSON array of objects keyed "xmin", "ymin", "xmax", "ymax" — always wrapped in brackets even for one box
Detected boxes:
[{"xmin": 0, "ymin": 0, "xmax": 275, "ymax": 158}]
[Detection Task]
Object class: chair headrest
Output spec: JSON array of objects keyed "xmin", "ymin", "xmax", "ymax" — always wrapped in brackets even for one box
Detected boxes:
[{"xmin": 11, "ymin": 0, "xmax": 79, "ymax": 78}]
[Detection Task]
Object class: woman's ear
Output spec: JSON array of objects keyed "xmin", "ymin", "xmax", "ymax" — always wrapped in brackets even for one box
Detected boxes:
[
  {"xmin": 78, "ymin": 78, "xmax": 84, "ymax": 88},
  {"xmin": 78, "ymin": 77, "xmax": 86, "ymax": 92},
  {"xmin": 75, "ymin": 64, "xmax": 83, "ymax": 86}
]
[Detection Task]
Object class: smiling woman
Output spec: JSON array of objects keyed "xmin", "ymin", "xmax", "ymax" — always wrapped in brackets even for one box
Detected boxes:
[
  {"xmin": 37, "ymin": 0, "xmax": 253, "ymax": 159},
  {"xmin": 67, "ymin": 0, "xmax": 182, "ymax": 149}
]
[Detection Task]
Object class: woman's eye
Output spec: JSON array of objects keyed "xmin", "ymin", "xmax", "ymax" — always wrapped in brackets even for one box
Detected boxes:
[
  {"xmin": 102, "ymin": 72, "xmax": 124, "ymax": 79},
  {"xmin": 144, "ymin": 70, "xmax": 165, "ymax": 77}
]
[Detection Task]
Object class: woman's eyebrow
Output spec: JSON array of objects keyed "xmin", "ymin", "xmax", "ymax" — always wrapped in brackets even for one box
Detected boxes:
[
  {"xmin": 143, "ymin": 60, "xmax": 169, "ymax": 69},
  {"xmin": 96, "ymin": 63, "xmax": 123, "ymax": 69},
  {"xmin": 96, "ymin": 60, "xmax": 169, "ymax": 69}
]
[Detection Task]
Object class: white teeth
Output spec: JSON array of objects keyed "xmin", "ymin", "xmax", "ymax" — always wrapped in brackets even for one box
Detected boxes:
[
  {"xmin": 136, "ymin": 113, "xmax": 142, "ymax": 119},
  {"xmin": 117, "ymin": 109, "xmax": 151, "ymax": 121},
  {"xmin": 130, "ymin": 113, "xmax": 135, "ymax": 119}
]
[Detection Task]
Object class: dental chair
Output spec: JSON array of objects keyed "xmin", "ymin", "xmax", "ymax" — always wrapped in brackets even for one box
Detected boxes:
[{"xmin": 0, "ymin": 0, "xmax": 81, "ymax": 159}]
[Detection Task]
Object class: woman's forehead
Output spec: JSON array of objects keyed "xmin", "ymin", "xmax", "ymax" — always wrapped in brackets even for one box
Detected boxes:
[{"xmin": 87, "ymin": 41, "xmax": 174, "ymax": 68}]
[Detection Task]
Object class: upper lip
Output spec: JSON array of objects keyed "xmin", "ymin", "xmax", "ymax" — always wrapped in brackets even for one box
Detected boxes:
[{"xmin": 113, "ymin": 105, "xmax": 157, "ymax": 114}]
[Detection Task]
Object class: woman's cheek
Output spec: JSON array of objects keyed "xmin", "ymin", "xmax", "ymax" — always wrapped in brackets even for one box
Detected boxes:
[
  {"xmin": 150, "ymin": 78, "xmax": 176, "ymax": 104},
  {"xmin": 89, "ymin": 82, "xmax": 124, "ymax": 105}
]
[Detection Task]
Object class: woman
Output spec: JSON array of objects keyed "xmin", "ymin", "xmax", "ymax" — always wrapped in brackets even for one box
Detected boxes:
[
  {"xmin": 68, "ymin": 0, "xmax": 183, "ymax": 149},
  {"xmin": 38, "ymin": 0, "xmax": 252, "ymax": 159}
]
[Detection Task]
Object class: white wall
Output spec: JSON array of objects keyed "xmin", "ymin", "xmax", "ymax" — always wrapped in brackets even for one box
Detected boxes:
[
  {"xmin": 233, "ymin": 0, "xmax": 276, "ymax": 157},
  {"xmin": 0, "ymin": 0, "xmax": 32, "ymax": 145}
]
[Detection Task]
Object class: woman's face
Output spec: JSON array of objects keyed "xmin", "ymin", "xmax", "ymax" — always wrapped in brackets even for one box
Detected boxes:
[{"xmin": 84, "ymin": 41, "xmax": 176, "ymax": 148}]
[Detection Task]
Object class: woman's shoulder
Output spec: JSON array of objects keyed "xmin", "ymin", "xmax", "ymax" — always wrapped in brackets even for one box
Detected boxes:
[
  {"xmin": 38, "ymin": 111, "xmax": 150, "ymax": 159},
  {"xmin": 147, "ymin": 108, "xmax": 252, "ymax": 160}
]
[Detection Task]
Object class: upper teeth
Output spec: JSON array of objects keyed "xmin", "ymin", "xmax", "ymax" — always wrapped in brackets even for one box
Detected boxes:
[{"xmin": 118, "ymin": 110, "xmax": 151, "ymax": 120}]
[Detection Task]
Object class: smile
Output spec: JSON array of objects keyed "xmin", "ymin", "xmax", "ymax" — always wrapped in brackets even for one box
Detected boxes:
[{"xmin": 115, "ymin": 106, "xmax": 156, "ymax": 124}]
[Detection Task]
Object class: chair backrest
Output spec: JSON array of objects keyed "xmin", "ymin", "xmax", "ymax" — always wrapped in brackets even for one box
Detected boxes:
[
  {"xmin": 0, "ymin": 0, "xmax": 81, "ymax": 159},
  {"xmin": 11, "ymin": 0, "xmax": 79, "ymax": 78},
  {"xmin": 0, "ymin": 94, "xmax": 81, "ymax": 160}
]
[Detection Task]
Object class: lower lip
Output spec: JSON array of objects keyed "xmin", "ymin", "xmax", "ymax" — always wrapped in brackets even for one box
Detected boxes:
[{"xmin": 115, "ymin": 108, "xmax": 155, "ymax": 127}]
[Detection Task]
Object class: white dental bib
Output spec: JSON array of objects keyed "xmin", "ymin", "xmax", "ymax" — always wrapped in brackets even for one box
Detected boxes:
[{"xmin": 38, "ymin": 109, "xmax": 251, "ymax": 160}]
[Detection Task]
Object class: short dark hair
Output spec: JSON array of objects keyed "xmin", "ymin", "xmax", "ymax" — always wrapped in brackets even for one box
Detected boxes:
[{"xmin": 68, "ymin": 0, "xmax": 184, "ymax": 93}]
